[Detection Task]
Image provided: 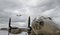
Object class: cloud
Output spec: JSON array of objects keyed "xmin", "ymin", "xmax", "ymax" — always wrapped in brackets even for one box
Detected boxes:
[
  {"xmin": 0, "ymin": 0, "xmax": 60, "ymax": 27},
  {"xmin": 0, "ymin": 0, "xmax": 27, "ymax": 23}
]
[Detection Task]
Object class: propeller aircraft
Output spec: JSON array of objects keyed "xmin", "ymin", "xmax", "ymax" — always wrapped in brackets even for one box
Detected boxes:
[{"xmin": 0, "ymin": 16, "xmax": 60, "ymax": 35}]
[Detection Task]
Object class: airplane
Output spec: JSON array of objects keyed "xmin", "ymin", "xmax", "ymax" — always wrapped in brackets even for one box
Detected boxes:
[
  {"xmin": 0, "ymin": 16, "xmax": 60, "ymax": 35},
  {"xmin": 16, "ymin": 14, "xmax": 22, "ymax": 16},
  {"xmin": 0, "ymin": 16, "xmax": 31, "ymax": 35}
]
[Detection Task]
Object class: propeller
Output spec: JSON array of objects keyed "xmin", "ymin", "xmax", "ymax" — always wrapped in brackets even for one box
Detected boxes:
[
  {"xmin": 28, "ymin": 16, "xmax": 32, "ymax": 35},
  {"xmin": 8, "ymin": 17, "xmax": 11, "ymax": 35},
  {"xmin": 8, "ymin": 16, "xmax": 31, "ymax": 35},
  {"xmin": 28, "ymin": 16, "xmax": 30, "ymax": 28}
]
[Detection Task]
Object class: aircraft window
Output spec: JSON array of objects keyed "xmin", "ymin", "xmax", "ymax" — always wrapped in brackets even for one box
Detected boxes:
[
  {"xmin": 39, "ymin": 21, "xmax": 44, "ymax": 26},
  {"xmin": 35, "ymin": 21, "xmax": 38, "ymax": 23},
  {"xmin": 48, "ymin": 17, "xmax": 52, "ymax": 20},
  {"xmin": 43, "ymin": 18, "xmax": 46, "ymax": 19}
]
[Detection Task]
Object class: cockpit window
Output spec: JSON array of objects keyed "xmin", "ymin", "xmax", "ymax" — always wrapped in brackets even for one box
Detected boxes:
[
  {"xmin": 39, "ymin": 21, "xmax": 44, "ymax": 26},
  {"xmin": 48, "ymin": 17, "xmax": 52, "ymax": 20}
]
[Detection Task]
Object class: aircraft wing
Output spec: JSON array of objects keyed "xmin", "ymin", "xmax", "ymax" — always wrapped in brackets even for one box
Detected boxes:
[
  {"xmin": 0, "ymin": 28, "xmax": 8, "ymax": 31},
  {"xmin": 0, "ymin": 27, "xmax": 30, "ymax": 32}
]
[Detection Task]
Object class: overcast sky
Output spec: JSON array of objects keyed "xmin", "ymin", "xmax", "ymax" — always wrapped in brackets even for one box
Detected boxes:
[{"xmin": 0, "ymin": 0, "xmax": 60, "ymax": 27}]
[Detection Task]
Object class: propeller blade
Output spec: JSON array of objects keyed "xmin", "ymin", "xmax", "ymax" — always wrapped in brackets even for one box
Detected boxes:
[
  {"xmin": 28, "ymin": 16, "xmax": 31, "ymax": 35},
  {"xmin": 9, "ymin": 17, "xmax": 11, "ymax": 28},
  {"xmin": 8, "ymin": 17, "xmax": 11, "ymax": 35},
  {"xmin": 28, "ymin": 16, "xmax": 30, "ymax": 28}
]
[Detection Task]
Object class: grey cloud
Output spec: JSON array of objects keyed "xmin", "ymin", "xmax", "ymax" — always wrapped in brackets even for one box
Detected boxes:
[
  {"xmin": 0, "ymin": 0, "xmax": 27, "ymax": 24},
  {"xmin": 29, "ymin": 0, "xmax": 56, "ymax": 15},
  {"xmin": 0, "ymin": 0, "xmax": 60, "ymax": 25}
]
